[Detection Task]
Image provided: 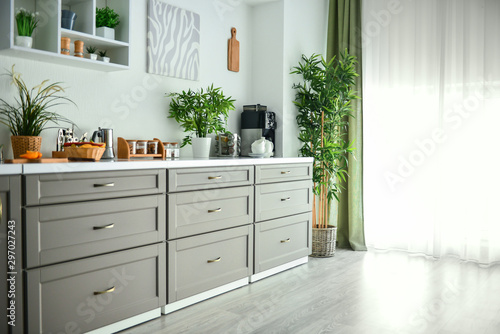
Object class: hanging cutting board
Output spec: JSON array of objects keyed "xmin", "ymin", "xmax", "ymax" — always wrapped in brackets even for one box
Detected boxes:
[
  {"xmin": 5, "ymin": 158, "xmax": 69, "ymax": 164},
  {"xmin": 228, "ymin": 27, "xmax": 239, "ymax": 72}
]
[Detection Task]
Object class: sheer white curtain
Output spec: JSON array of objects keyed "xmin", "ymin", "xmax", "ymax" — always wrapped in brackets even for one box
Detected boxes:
[{"xmin": 363, "ymin": 0, "xmax": 500, "ymax": 264}]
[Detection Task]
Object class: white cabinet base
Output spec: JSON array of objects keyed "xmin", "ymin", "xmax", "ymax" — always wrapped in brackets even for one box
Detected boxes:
[
  {"xmin": 250, "ymin": 256, "xmax": 308, "ymax": 283},
  {"xmin": 86, "ymin": 308, "xmax": 161, "ymax": 334},
  {"xmin": 161, "ymin": 278, "xmax": 249, "ymax": 315}
]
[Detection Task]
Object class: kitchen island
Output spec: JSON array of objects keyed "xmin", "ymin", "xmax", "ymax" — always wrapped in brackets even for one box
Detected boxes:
[{"xmin": 0, "ymin": 157, "xmax": 313, "ymax": 334}]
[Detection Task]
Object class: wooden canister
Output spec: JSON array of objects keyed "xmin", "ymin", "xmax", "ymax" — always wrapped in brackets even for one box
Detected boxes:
[
  {"xmin": 61, "ymin": 37, "xmax": 70, "ymax": 55},
  {"xmin": 74, "ymin": 40, "xmax": 84, "ymax": 57}
]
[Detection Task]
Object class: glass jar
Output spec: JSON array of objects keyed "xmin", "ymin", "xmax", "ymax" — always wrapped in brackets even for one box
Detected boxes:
[
  {"xmin": 127, "ymin": 140, "xmax": 137, "ymax": 155},
  {"xmin": 164, "ymin": 143, "xmax": 172, "ymax": 159},
  {"xmin": 171, "ymin": 142, "xmax": 180, "ymax": 158},
  {"xmin": 136, "ymin": 140, "xmax": 148, "ymax": 154},
  {"xmin": 148, "ymin": 141, "xmax": 158, "ymax": 154}
]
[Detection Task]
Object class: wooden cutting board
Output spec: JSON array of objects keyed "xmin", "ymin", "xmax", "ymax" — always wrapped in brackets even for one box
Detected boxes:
[
  {"xmin": 228, "ymin": 27, "xmax": 239, "ymax": 72},
  {"xmin": 5, "ymin": 158, "xmax": 69, "ymax": 164}
]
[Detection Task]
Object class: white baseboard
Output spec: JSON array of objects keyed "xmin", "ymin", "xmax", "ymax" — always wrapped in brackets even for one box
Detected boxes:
[
  {"xmin": 250, "ymin": 257, "xmax": 309, "ymax": 283},
  {"xmin": 85, "ymin": 308, "xmax": 160, "ymax": 334},
  {"xmin": 161, "ymin": 278, "xmax": 249, "ymax": 314}
]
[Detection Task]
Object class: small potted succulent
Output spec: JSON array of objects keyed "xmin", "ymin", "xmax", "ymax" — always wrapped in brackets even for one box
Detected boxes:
[
  {"xmin": 86, "ymin": 45, "xmax": 98, "ymax": 60},
  {"xmin": 15, "ymin": 8, "xmax": 39, "ymax": 48},
  {"xmin": 96, "ymin": 6, "xmax": 120, "ymax": 40},
  {"xmin": 167, "ymin": 84, "xmax": 235, "ymax": 158},
  {"xmin": 98, "ymin": 50, "xmax": 110, "ymax": 63}
]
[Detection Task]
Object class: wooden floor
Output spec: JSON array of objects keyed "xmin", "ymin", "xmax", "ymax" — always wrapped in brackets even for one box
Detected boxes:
[{"xmin": 120, "ymin": 249, "xmax": 500, "ymax": 334}]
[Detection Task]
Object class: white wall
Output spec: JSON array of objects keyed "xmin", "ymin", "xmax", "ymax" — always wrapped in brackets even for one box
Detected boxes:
[{"xmin": 0, "ymin": 0, "xmax": 328, "ymax": 159}]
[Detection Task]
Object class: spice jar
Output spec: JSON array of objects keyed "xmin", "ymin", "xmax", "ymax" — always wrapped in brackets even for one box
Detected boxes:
[
  {"xmin": 136, "ymin": 140, "xmax": 148, "ymax": 154},
  {"xmin": 148, "ymin": 141, "xmax": 158, "ymax": 154},
  {"xmin": 164, "ymin": 143, "xmax": 171, "ymax": 158},
  {"xmin": 61, "ymin": 37, "xmax": 71, "ymax": 55},
  {"xmin": 171, "ymin": 142, "xmax": 180, "ymax": 158},
  {"xmin": 127, "ymin": 140, "xmax": 137, "ymax": 155},
  {"xmin": 74, "ymin": 40, "xmax": 84, "ymax": 57}
]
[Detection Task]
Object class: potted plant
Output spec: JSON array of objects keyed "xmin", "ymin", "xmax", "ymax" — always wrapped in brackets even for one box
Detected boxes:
[
  {"xmin": 98, "ymin": 50, "xmax": 110, "ymax": 63},
  {"xmin": 96, "ymin": 6, "xmax": 120, "ymax": 40},
  {"xmin": 0, "ymin": 66, "xmax": 75, "ymax": 158},
  {"xmin": 167, "ymin": 84, "xmax": 235, "ymax": 158},
  {"xmin": 15, "ymin": 8, "xmax": 39, "ymax": 48},
  {"xmin": 86, "ymin": 45, "xmax": 98, "ymax": 60},
  {"xmin": 291, "ymin": 51, "xmax": 359, "ymax": 257}
]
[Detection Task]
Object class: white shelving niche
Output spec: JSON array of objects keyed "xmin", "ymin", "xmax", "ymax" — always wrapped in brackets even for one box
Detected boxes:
[{"xmin": 0, "ymin": 0, "xmax": 130, "ymax": 72}]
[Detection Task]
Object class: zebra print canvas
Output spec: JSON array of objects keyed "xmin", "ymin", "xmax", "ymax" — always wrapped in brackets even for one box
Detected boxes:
[{"xmin": 147, "ymin": 0, "xmax": 200, "ymax": 80}]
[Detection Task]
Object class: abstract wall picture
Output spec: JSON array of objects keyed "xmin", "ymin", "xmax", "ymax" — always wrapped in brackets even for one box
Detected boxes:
[{"xmin": 147, "ymin": 0, "xmax": 200, "ymax": 80}]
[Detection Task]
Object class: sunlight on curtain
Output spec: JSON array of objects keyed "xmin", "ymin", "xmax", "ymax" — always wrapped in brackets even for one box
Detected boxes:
[{"xmin": 363, "ymin": 0, "xmax": 500, "ymax": 264}]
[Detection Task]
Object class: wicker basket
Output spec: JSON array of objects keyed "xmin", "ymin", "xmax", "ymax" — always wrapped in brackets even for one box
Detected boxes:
[
  {"xmin": 11, "ymin": 136, "xmax": 42, "ymax": 158},
  {"xmin": 64, "ymin": 147, "xmax": 105, "ymax": 161},
  {"xmin": 311, "ymin": 226, "xmax": 337, "ymax": 257}
]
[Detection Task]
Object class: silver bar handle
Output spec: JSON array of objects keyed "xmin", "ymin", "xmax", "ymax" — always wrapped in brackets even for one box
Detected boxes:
[
  {"xmin": 207, "ymin": 257, "xmax": 222, "ymax": 263},
  {"xmin": 281, "ymin": 238, "xmax": 291, "ymax": 243},
  {"xmin": 281, "ymin": 197, "xmax": 291, "ymax": 201},
  {"xmin": 94, "ymin": 182, "xmax": 115, "ymax": 188},
  {"xmin": 208, "ymin": 176, "xmax": 222, "ymax": 180},
  {"xmin": 208, "ymin": 208, "xmax": 222, "ymax": 213},
  {"xmin": 93, "ymin": 223, "xmax": 115, "ymax": 230}
]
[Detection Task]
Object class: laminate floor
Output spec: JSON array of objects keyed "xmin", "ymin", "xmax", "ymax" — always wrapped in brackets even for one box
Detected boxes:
[{"xmin": 119, "ymin": 249, "xmax": 500, "ymax": 334}]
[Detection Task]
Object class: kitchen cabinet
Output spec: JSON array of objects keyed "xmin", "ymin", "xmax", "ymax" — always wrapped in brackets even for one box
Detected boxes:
[
  {"xmin": 0, "ymin": 176, "xmax": 23, "ymax": 334},
  {"xmin": 0, "ymin": 0, "xmax": 130, "ymax": 71}
]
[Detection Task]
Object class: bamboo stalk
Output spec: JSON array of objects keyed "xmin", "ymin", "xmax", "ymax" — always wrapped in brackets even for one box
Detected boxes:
[{"xmin": 320, "ymin": 110, "xmax": 325, "ymax": 229}]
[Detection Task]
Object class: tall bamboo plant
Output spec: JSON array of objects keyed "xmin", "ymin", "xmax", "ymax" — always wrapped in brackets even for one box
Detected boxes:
[{"xmin": 291, "ymin": 51, "xmax": 359, "ymax": 229}]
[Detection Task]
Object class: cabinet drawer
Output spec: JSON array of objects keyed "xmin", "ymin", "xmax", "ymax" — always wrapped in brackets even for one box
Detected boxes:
[
  {"xmin": 25, "ymin": 194, "xmax": 166, "ymax": 268},
  {"xmin": 255, "ymin": 179, "xmax": 313, "ymax": 222},
  {"xmin": 168, "ymin": 225, "xmax": 253, "ymax": 303},
  {"xmin": 24, "ymin": 169, "xmax": 166, "ymax": 206},
  {"xmin": 168, "ymin": 186, "xmax": 253, "ymax": 239},
  {"xmin": 168, "ymin": 166, "xmax": 253, "ymax": 192},
  {"xmin": 255, "ymin": 163, "xmax": 312, "ymax": 184},
  {"xmin": 26, "ymin": 243, "xmax": 166, "ymax": 334},
  {"xmin": 254, "ymin": 213, "xmax": 312, "ymax": 273}
]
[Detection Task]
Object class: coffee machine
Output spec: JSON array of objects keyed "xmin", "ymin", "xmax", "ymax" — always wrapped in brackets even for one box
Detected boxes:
[{"xmin": 240, "ymin": 104, "xmax": 276, "ymax": 156}]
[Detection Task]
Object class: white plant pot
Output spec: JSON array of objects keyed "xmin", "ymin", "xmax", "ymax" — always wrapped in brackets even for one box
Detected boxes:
[
  {"xmin": 89, "ymin": 53, "xmax": 98, "ymax": 60},
  {"xmin": 191, "ymin": 137, "xmax": 212, "ymax": 158},
  {"xmin": 96, "ymin": 27, "xmax": 115, "ymax": 40},
  {"xmin": 101, "ymin": 56, "xmax": 110, "ymax": 63},
  {"xmin": 15, "ymin": 36, "xmax": 32, "ymax": 48}
]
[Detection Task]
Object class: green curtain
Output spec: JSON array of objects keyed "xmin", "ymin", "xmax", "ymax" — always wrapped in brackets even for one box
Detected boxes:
[{"xmin": 327, "ymin": 0, "xmax": 366, "ymax": 251}]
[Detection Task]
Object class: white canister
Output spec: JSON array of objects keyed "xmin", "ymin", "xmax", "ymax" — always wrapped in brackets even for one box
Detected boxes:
[{"xmin": 251, "ymin": 137, "xmax": 266, "ymax": 154}]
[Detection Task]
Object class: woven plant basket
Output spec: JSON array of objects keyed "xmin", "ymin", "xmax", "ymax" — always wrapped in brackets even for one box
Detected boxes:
[
  {"xmin": 11, "ymin": 136, "xmax": 42, "ymax": 158},
  {"xmin": 311, "ymin": 226, "xmax": 337, "ymax": 257}
]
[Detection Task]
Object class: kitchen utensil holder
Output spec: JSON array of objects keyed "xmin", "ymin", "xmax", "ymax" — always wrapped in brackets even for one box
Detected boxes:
[{"xmin": 117, "ymin": 137, "xmax": 166, "ymax": 160}]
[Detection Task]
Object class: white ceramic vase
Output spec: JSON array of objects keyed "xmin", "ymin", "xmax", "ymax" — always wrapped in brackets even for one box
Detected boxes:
[
  {"xmin": 96, "ymin": 27, "xmax": 115, "ymax": 40},
  {"xmin": 15, "ymin": 36, "xmax": 33, "ymax": 48},
  {"xmin": 102, "ymin": 56, "xmax": 110, "ymax": 63},
  {"xmin": 191, "ymin": 137, "xmax": 211, "ymax": 158}
]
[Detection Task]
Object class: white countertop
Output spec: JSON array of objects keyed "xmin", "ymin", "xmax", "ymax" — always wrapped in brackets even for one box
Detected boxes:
[{"xmin": 0, "ymin": 157, "xmax": 314, "ymax": 174}]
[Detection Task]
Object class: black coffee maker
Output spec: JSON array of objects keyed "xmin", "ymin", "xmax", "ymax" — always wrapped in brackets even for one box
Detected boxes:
[{"xmin": 240, "ymin": 104, "xmax": 276, "ymax": 156}]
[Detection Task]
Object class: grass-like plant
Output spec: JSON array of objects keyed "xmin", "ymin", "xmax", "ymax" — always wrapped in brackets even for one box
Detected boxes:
[
  {"xmin": 16, "ymin": 8, "xmax": 39, "ymax": 37},
  {"xmin": 167, "ymin": 84, "xmax": 235, "ymax": 147},
  {"xmin": 86, "ymin": 45, "xmax": 97, "ymax": 54},
  {"xmin": 98, "ymin": 50, "xmax": 108, "ymax": 58},
  {"xmin": 96, "ymin": 6, "xmax": 120, "ymax": 29},
  {"xmin": 291, "ymin": 51, "xmax": 359, "ymax": 228},
  {"xmin": 0, "ymin": 65, "xmax": 74, "ymax": 136}
]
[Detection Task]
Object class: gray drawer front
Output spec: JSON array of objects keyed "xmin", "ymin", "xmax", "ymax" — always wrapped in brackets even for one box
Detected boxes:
[
  {"xmin": 254, "ymin": 213, "xmax": 312, "ymax": 273},
  {"xmin": 26, "ymin": 243, "xmax": 166, "ymax": 334},
  {"xmin": 255, "ymin": 163, "xmax": 312, "ymax": 184},
  {"xmin": 24, "ymin": 169, "xmax": 166, "ymax": 206},
  {"xmin": 168, "ymin": 166, "xmax": 253, "ymax": 192},
  {"xmin": 25, "ymin": 194, "xmax": 166, "ymax": 268},
  {"xmin": 168, "ymin": 186, "xmax": 253, "ymax": 239},
  {"xmin": 255, "ymin": 179, "xmax": 313, "ymax": 222},
  {"xmin": 168, "ymin": 225, "xmax": 253, "ymax": 303}
]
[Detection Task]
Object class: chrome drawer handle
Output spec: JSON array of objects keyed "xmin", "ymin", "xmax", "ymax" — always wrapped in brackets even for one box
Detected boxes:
[
  {"xmin": 281, "ymin": 238, "xmax": 291, "ymax": 243},
  {"xmin": 94, "ymin": 182, "xmax": 115, "ymax": 188},
  {"xmin": 207, "ymin": 257, "xmax": 221, "ymax": 263},
  {"xmin": 281, "ymin": 171, "xmax": 291, "ymax": 174},
  {"xmin": 208, "ymin": 208, "xmax": 222, "ymax": 213},
  {"xmin": 93, "ymin": 223, "xmax": 115, "ymax": 230},
  {"xmin": 281, "ymin": 197, "xmax": 291, "ymax": 201},
  {"xmin": 94, "ymin": 286, "xmax": 115, "ymax": 295},
  {"xmin": 208, "ymin": 176, "xmax": 222, "ymax": 180}
]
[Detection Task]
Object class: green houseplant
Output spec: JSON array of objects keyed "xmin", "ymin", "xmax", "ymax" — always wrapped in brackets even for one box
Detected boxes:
[
  {"xmin": 86, "ymin": 45, "xmax": 98, "ymax": 60},
  {"xmin": 98, "ymin": 50, "xmax": 110, "ymax": 63},
  {"xmin": 291, "ymin": 51, "xmax": 359, "ymax": 257},
  {"xmin": 96, "ymin": 6, "xmax": 120, "ymax": 40},
  {"xmin": 15, "ymin": 8, "xmax": 39, "ymax": 48},
  {"xmin": 167, "ymin": 84, "xmax": 235, "ymax": 157},
  {"xmin": 0, "ymin": 66, "xmax": 74, "ymax": 158}
]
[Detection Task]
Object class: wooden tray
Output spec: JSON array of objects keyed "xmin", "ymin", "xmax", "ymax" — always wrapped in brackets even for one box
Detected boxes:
[
  {"xmin": 117, "ymin": 137, "xmax": 166, "ymax": 160},
  {"xmin": 5, "ymin": 158, "xmax": 69, "ymax": 164}
]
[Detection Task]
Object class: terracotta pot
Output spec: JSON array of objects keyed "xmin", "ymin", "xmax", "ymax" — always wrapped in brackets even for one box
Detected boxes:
[
  {"xmin": 61, "ymin": 37, "xmax": 71, "ymax": 55},
  {"xmin": 11, "ymin": 136, "xmax": 42, "ymax": 158},
  {"xmin": 74, "ymin": 40, "xmax": 84, "ymax": 57}
]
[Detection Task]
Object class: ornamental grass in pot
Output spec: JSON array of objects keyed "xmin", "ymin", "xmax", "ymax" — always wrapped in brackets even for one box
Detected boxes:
[
  {"xmin": 0, "ymin": 65, "xmax": 75, "ymax": 158},
  {"xmin": 291, "ymin": 51, "xmax": 359, "ymax": 257},
  {"xmin": 167, "ymin": 84, "xmax": 235, "ymax": 158}
]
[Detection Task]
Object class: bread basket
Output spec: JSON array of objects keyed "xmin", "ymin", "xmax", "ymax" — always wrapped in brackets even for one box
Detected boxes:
[{"xmin": 64, "ymin": 146, "xmax": 106, "ymax": 161}]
